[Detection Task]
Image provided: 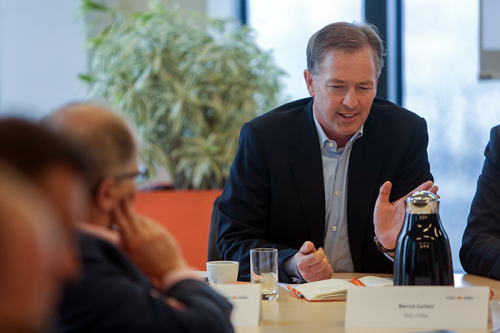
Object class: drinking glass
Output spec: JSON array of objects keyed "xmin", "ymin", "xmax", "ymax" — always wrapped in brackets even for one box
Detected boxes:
[{"xmin": 250, "ymin": 248, "xmax": 278, "ymax": 300}]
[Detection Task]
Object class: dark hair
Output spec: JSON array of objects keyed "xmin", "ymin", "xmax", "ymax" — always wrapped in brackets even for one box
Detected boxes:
[
  {"xmin": 0, "ymin": 118, "xmax": 92, "ymax": 191},
  {"xmin": 306, "ymin": 22, "xmax": 386, "ymax": 76}
]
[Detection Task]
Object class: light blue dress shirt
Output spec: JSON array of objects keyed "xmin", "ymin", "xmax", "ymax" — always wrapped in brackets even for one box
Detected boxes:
[
  {"xmin": 283, "ymin": 113, "xmax": 364, "ymax": 281},
  {"xmin": 313, "ymin": 113, "xmax": 363, "ymax": 272}
]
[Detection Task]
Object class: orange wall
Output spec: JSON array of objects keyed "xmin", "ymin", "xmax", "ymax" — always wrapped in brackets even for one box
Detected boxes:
[{"xmin": 134, "ymin": 189, "xmax": 222, "ymax": 271}]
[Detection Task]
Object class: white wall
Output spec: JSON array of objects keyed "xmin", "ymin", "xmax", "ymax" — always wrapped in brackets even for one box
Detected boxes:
[
  {"xmin": 0, "ymin": 0, "xmax": 88, "ymax": 119},
  {"xmin": 0, "ymin": 0, "xmax": 239, "ymax": 119},
  {"xmin": 207, "ymin": 0, "xmax": 240, "ymax": 19}
]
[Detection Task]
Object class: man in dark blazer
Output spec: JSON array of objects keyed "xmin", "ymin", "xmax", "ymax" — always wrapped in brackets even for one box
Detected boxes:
[
  {"xmin": 461, "ymin": 125, "xmax": 500, "ymax": 280},
  {"xmin": 47, "ymin": 104, "xmax": 234, "ymax": 333},
  {"xmin": 217, "ymin": 22, "xmax": 436, "ymax": 283}
]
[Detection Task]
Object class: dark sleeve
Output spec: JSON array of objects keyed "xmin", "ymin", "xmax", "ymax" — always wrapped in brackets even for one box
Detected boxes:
[
  {"xmin": 390, "ymin": 117, "xmax": 433, "ymax": 201},
  {"xmin": 166, "ymin": 280, "xmax": 234, "ymax": 333},
  {"xmin": 349, "ymin": 111, "xmax": 433, "ymax": 274},
  {"xmin": 59, "ymin": 237, "xmax": 233, "ymax": 333},
  {"xmin": 217, "ymin": 123, "xmax": 298, "ymax": 283},
  {"xmin": 460, "ymin": 125, "xmax": 500, "ymax": 279}
]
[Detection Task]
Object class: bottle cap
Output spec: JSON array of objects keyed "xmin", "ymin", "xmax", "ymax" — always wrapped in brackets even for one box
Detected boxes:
[{"xmin": 405, "ymin": 190, "xmax": 439, "ymax": 214}]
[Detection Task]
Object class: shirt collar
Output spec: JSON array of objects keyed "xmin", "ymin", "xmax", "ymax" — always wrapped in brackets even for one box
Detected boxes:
[{"xmin": 313, "ymin": 111, "xmax": 364, "ymax": 149}]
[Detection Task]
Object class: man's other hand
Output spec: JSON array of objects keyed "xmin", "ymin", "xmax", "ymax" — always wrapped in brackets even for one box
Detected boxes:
[
  {"xmin": 113, "ymin": 199, "xmax": 187, "ymax": 279},
  {"xmin": 374, "ymin": 180, "xmax": 438, "ymax": 255},
  {"xmin": 296, "ymin": 241, "xmax": 333, "ymax": 282}
]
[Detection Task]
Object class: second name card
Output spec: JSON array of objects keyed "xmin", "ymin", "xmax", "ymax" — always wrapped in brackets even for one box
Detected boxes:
[{"xmin": 345, "ymin": 286, "xmax": 489, "ymax": 330}]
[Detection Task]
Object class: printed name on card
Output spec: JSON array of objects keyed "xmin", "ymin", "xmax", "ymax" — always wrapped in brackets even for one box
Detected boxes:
[{"xmin": 345, "ymin": 286, "xmax": 489, "ymax": 330}]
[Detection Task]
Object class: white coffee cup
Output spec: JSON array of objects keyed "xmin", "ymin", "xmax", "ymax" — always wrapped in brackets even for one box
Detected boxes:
[{"xmin": 206, "ymin": 260, "xmax": 239, "ymax": 285}]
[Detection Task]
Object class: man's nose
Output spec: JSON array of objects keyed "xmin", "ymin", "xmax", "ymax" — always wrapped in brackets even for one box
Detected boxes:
[{"xmin": 343, "ymin": 89, "xmax": 357, "ymax": 109}]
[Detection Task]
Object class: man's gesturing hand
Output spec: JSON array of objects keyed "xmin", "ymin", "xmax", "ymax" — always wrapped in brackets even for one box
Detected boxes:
[
  {"xmin": 112, "ymin": 199, "xmax": 187, "ymax": 279},
  {"xmin": 374, "ymin": 180, "xmax": 438, "ymax": 254},
  {"xmin": 296, "ymin": 241, "xmax": 333, "ymax": 282}
]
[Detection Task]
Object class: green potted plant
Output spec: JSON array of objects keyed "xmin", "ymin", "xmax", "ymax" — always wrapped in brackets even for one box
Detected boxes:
[{"xmin": 79, "ymin": 0, "xmax": 285, "ymax": 189}]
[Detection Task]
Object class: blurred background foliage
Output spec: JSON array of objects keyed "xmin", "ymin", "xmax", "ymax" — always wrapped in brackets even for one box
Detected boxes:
[{"xmin": 80, "ymin": 0, "xmax": 285, "ymax": 189}]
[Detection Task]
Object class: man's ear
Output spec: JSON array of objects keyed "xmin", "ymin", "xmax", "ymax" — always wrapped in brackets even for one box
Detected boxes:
[
  {"xmin": 94, "ymin": 177, "xmax": 117, "ymax": 213},
  {"xmin": 304, "ymin": 69, "xmax": 316, "ymax": 97}
]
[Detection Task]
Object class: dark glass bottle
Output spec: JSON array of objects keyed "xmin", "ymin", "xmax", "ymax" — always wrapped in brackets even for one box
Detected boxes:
[{"xmin": 394, "ymin": 191, "xmax": 454, "ymax": 286}]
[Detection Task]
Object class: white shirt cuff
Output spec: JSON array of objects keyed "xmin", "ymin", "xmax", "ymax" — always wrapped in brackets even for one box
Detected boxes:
[{"xmin": 283, "ymin": 252, "xmax": 306, "ymax": 283}]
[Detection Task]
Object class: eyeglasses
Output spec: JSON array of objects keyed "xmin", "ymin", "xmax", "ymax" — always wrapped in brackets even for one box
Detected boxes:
[
  {"xmin": 113, "ymin": 167, "xmax": 149, "ymax": 186},
  {"xmin": 91, "ymin": 165, "xmax": 149, "ymax": 196}
]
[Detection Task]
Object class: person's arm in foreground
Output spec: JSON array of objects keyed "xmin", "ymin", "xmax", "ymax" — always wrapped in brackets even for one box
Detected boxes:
[
  {"xmin": 460, "ymin": 126, "xmax": 500, "ymax": 279},
  {"xmin": 115, "ymin": 199, "xmax": 234, "ymax": 333},
  {"xmin": 60, "ymin": 199, "xmax": 233, "ymax": 333}
]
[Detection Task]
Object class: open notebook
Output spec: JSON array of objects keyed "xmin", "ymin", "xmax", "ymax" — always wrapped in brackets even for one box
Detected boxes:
[{"xmin": 288, "ymin": 276, "xmax": 393, "ymax": 301}]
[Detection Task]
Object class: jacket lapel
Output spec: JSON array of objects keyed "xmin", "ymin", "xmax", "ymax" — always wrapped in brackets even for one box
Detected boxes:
[
  {"xmin": 347, "ymin": 113, "xmax": 385, "ymax": 270},
  {"xmin": 290, "ymin": 100, "xmax": 326, "ymax": 248}
]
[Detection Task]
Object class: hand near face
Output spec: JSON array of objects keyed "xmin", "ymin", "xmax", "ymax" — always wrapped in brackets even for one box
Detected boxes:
[
  {"xmin": 373, "ymin": 180, "xmax": 438, "ymax": 255},
  {"xmin": 112, "ymin": 199, "xmax": 187, "ymax": 279},
  {"xmin": 296, "ymin": 241, "xmax": 334, "ymax": 282}
]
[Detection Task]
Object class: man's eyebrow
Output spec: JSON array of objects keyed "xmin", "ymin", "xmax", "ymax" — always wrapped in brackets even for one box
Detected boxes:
[
  {"xmin": 327, "ymin": 79, "xmax": 346, "ymax": 84},
  {"xmin": 326, "ymin": 79, "xmax": 374, "ymax": 85}
]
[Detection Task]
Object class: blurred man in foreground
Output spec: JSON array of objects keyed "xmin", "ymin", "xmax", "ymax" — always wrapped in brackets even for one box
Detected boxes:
[
  {"xmin": 0, "ymin": 164, "xmax": 74, "ymax": 333},
  {"xmin": 0, "ymin": 118, "xmax": 91, "ymax": 332},
  {"xmin": 46, "ymin": 103, "xmax": 233, "ymax": 333}
]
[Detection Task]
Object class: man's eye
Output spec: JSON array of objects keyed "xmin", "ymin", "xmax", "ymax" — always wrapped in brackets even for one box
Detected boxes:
[{"xmin": 329, "ymin": 85, "xmax": 342, "ymax": 89}]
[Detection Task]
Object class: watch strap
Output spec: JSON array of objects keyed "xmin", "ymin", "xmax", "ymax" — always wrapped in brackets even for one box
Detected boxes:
[{"xmin": 373, "ymin": 236, "xmax": 396, "ymax": 254}]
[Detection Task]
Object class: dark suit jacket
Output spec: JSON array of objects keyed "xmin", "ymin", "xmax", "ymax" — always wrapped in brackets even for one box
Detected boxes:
[
  {"xmin": 58, "ymin": 232, "xmax": 233, "ymax": 333},
  {"xmin": 461, "ymin": 125, "xmax": 500, "ymax": 279},
  {"xmin": 217, "ymin": 97, "xmax": 433, "ymax": 283}
]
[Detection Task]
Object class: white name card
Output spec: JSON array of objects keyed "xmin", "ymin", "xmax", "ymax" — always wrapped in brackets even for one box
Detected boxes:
[
  {"xmin": 345, "ymin": 286, "xmax": 489, "ymax": 330},
  {"xmin": 211, "ymin": 284, "xmax": 261, "ymax": 327}
]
